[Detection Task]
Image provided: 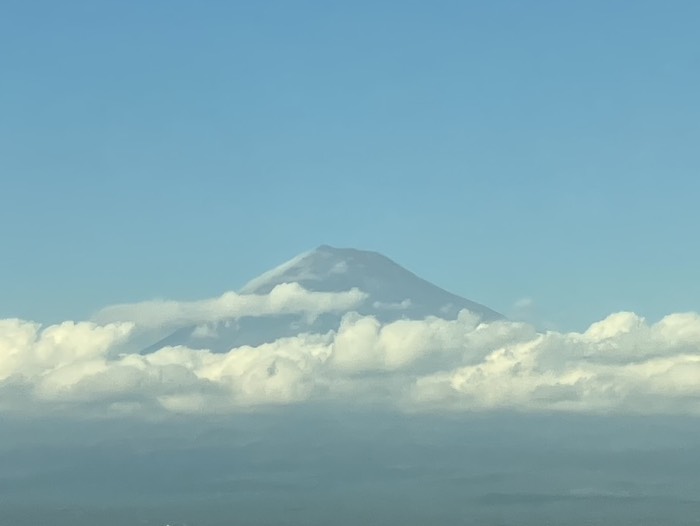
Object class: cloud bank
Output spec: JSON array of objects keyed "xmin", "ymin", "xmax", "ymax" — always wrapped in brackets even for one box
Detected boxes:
[{"xmin": 2, "ymin": 287, "xmax": 700, "ymax": 417}]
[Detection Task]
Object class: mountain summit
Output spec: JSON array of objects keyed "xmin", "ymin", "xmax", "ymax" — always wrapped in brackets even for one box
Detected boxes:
[
  {"xmin": 148, "ymin": 246, "xmax": 502, "ymax": 353},
  {"xmin": 242, "ymin": 245, "xmax": 501, "ymax": 321}
]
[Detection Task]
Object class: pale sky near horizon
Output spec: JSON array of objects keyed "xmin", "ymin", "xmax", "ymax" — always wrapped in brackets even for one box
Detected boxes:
[{"xmin": 2, "ymin": 1, "xmax": 699, "ymax": 330}]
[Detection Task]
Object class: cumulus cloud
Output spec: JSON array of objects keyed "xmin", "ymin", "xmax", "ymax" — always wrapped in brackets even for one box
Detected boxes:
[
  {"xmin": 0, "ymin": 319, "xmax": 134, "ymax": 383},
  {"xmin": 2, "ymin": 290, "xmax": 700, "ymax": 417}
]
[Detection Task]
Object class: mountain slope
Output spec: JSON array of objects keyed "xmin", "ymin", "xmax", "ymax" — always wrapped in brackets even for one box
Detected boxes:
[{"xmin": 148, "ymin": 245, "xmax": 502, "ymax": 353}]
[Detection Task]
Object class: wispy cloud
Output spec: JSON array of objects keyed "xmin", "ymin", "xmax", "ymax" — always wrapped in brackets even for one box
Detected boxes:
[{"xmin": 93, "ymin": 283, "xmax": 368, "ymax": 328}]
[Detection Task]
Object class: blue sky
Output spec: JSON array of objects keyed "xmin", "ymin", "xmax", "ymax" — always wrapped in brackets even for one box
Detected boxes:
[{"xmin": 1, "ymin": 0, "xmax": 698, "ymax": 329}]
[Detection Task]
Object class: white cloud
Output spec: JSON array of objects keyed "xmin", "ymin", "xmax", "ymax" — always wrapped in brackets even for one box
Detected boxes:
[
  {"xmin": 508, "ymin": 296, "xmax": 558, "ymax": 331},
  {"xmin": 93, "ymin": 283, "xmax": 368, "ymax": 329},
  {"xmin": 513, "ymin": 297, "xmax": 534, "ymax": 310},
  {"xmin": 0, "ymin": 319, "xmax": 133, "ymax": 382},
  {"xmin": 3, "ymin": 289, "xmax": 700, "ymax": 417}
]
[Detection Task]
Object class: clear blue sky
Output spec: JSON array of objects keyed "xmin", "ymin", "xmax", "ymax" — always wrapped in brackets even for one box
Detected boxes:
[{"xmin": 1, "ymin": 0, "xmax": 698, "ymax": 330}]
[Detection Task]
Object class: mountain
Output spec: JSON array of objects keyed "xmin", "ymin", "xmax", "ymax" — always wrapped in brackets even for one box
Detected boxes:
[{"xmin": 147, "ymin": 245, "xmax": 502, "ymax": 353}]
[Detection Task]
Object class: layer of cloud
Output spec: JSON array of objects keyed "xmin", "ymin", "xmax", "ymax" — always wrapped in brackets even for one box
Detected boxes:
[
  {"xmin": 2, "ymin": 294, "xmax": 700, "ymax": 417},
  {"xmin": 93, "ymin": 283, "xmax": 368, "ymax": 329}
]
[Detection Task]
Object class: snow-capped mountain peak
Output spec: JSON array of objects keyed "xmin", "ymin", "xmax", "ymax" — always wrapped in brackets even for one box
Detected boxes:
[
  {"xmin": 147, "ymin": 246, "xmax": 502, "ymax": 353},
  {"xmin": 241, "ymin": 245, "xmax": 501, "ymax": 321}
]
